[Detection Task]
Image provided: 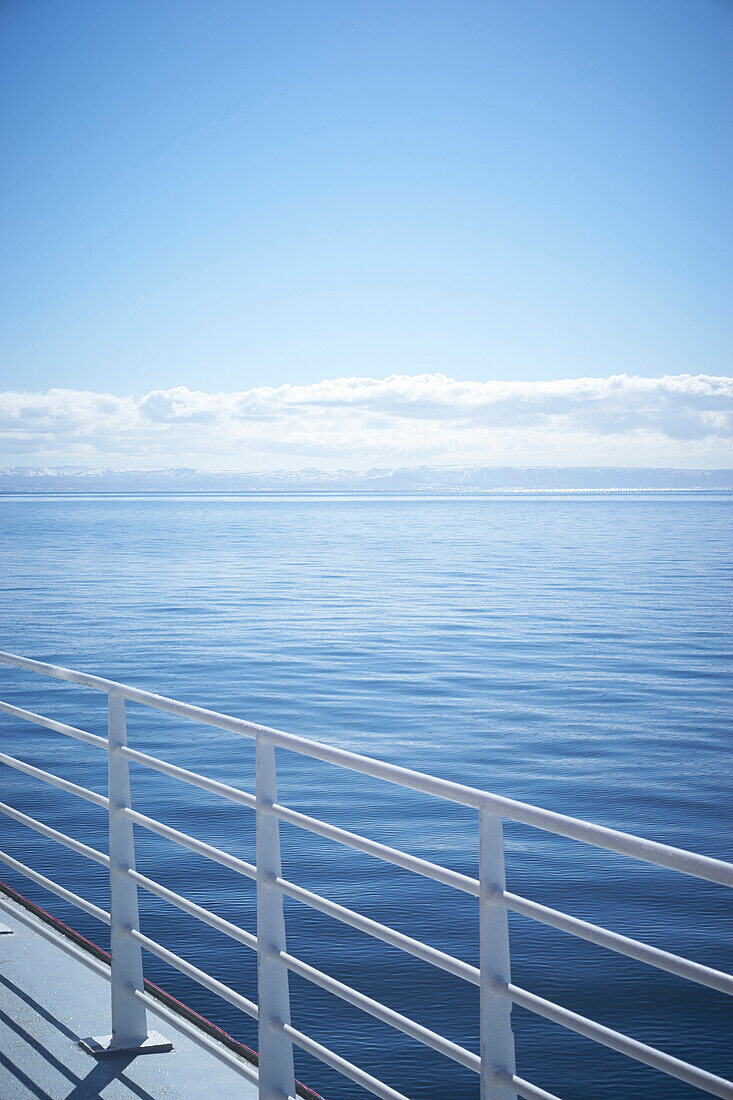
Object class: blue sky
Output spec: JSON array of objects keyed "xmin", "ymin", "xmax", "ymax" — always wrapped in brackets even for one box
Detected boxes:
[{"xmin": 1, "ymin": 0, "xmax": 731, "ymax": 468}]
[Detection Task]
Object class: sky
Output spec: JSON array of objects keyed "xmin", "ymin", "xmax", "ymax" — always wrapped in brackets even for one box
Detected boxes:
[{"xmin": 1, "ymin": 0, "xmax": 731, "ymax": 470}]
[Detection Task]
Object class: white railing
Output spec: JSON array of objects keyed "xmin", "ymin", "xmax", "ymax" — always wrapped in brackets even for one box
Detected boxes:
[{"xmin": 0, "ymin": 649, "xmax": 731, "ymax": 1100}]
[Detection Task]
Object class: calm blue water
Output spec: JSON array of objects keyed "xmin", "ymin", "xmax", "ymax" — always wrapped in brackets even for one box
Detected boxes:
[{"xmin": 0, "ymin": 492, "xmax": 731, "ymax": 1099}]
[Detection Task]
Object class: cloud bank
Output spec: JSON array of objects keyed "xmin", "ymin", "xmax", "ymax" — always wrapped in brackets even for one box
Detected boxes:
[{"xmin": 1, "ymin": 373, "xmax": 731, "ymax": 469}]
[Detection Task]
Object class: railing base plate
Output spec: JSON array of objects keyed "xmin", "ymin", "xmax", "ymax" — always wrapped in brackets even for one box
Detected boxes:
[{"xmin": 79, "ymin": 1031, "xmax": 173, "ymax": 1058}]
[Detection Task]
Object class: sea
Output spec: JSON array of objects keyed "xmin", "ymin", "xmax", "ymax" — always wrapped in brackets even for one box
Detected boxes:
[{"xmin": 0, "ymin": 491, "xmax": 731, "ymax": 1099}]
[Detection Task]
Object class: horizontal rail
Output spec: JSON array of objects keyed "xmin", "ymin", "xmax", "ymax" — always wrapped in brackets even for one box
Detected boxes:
[
  {"xmin": 275, "ymin": 873, "xmax": 481, "ymax": 986},
  {"xmin": 500, "ymin": 981, "xmax": 733, "ymax": 1100},
  {"xmin": 128, "ymin": 868, "xmax": 257, "ymax": 952},
  {"xmin": 0, "ymin": 849, "xmax": 110, "ymax": 925},
  {"xmin": 273, "ymin": 946, "xmax": 479, "ymax": 1073},
  {"xmin": 270, "ymin": 799, "xmax": 480, "ymax": 896},
  {"xmin": 130, "ymin": 928, "xmax": 259, "ymax": 1021},
  {"xmin": 499, "ymin": 888, "xmax": 733, "ymax": 998},
  {"xmin": 124, "ymin": 808, "xmax": 257, "ymax": 881},
  {"xmin": 119, "ymin": 745, "xmax": 256, "ymax": 810},
  {"xmin": 126, "ymin": 872, "xmax": 608, "ymax": 1098},
  {"xmin": 129, "ymin": 866, "xmax": 730, "ymax": 1094},
  {"xmin": 133, "ymin": 987, "xmax": 259, "ymax": 1087},
  {"xmin": 2, "ymin": 650, "xmax": 731, "ymax": 887},
  {"xmin": 0, "ymin": 800, "xmax": 110, "ymax": 868},
  {"xmin": 0, "ymin": 699, "xmax": 108, "ymax": 750},
  {"xmin": 277, "ymin": 1020, "xmax": 410, "ymax": 1100},
  {"xmin": 271, "ymin": 808, "xmax": 733, "ymax": 1001},
  {"xmin": 271, "ymin": 806, "xmax": 732, "ymax": 993},
  {"xmin": 0, "ymin": 749, "xmax": 109, "ymax": 810}
]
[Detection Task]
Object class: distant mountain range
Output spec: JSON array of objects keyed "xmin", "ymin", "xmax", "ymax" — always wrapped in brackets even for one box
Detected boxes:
[{"xmin": 1, "ymin": 465, "xmax": 732, "ymax": 491}]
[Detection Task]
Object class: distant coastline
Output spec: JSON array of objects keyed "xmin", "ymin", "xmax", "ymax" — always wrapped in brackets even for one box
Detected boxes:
[{"xmin": 1, "ymin": 464, "xmax": 732, "ymax": 493}]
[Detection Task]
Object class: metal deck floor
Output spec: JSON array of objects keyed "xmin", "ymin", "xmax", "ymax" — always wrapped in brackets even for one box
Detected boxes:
[{"xmin": 0, "ymin": 894, "xmax": 259, "ymax": 1100}]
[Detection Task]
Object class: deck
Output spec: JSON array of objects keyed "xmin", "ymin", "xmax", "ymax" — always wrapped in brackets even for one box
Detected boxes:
[{"xmin": 0, "ymin": 891, "xmax": 260, "ymax": 1100}]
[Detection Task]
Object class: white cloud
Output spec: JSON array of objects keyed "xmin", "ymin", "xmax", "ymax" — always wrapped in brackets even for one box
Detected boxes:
[{"xmin": 0, "ymin": 374, "xmax": 731, "ymax": 469}]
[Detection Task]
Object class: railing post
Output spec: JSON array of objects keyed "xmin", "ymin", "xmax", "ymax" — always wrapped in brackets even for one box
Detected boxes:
[
  {"xmin": 479, "ymin": 808, "xmax": 516, "ymax": 1100},
  {"xmin": 256, "ymin": 736, "xmax": 295, "ymax": 1100},
  {"xmin": 81, "ymin": 690, "xmax": 171, "ymax": 1057}
]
